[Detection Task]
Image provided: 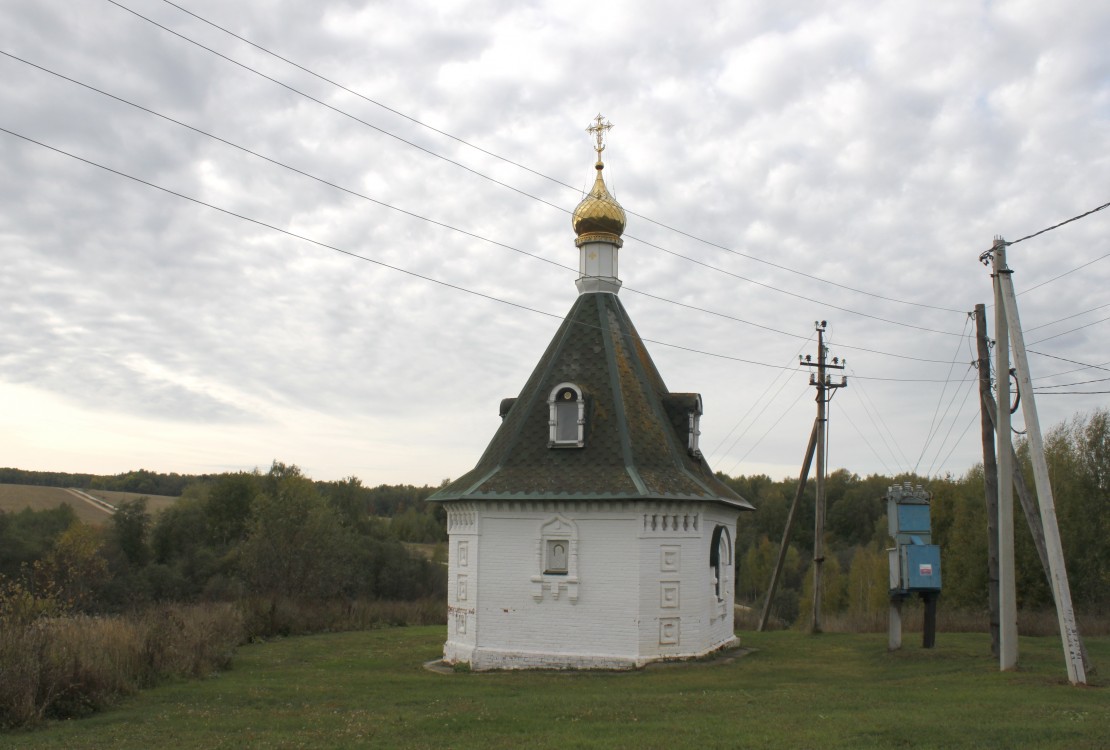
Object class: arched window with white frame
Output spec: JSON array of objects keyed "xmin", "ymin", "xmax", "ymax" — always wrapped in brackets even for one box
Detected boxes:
[
  {"xmin": 709, "ymin": 525, "xmax": 733, "ymax": 603},
  {"xmin": 548, "ymin": 383, "xmax": 585, "ymax": 448}
]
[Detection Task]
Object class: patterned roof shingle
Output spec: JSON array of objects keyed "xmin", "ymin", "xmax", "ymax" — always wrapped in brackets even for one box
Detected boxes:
[{"xmin": 429, "ymin": 292, "xmax": 752, "ymax": 510}]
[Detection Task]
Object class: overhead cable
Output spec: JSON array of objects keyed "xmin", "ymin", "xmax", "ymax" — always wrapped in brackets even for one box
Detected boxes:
[
  {"xmin": 1004, "ymin": 200, "xmax": 1110, "ymax": 248},
  {"xmin": 709, "ymin": 339, "xmax": 812, "ymax": 463},
  {"xmin": 1025, "ymin": 302, "xmax": 1110, "ymax": 332},
  {"xmin": 845, "ymin": 370, "xmax": 912, "ymax": 473},
  {"xmin": 932, "ymin": 410, "xmax": 979, "ymax": 479},
  {"xmin": 0, "ymin": 125, "xmax": 836, "ymax": 374},
  {"xmin": 1032, "ymin": 390, "xmax": 1110, "ymax": 395},
  {"xmin": 103, "ymin": 0, "xmax": 969, "ymax": 336},
  {"xmin": 1, "ymin": 49, "xmax": 968, "ymax": 364},
  {"xmin": 721, "ymin": 386, "xmax": 811, "ymax": 476},
  {"xmin": 1027, "ymin": 315, "xmax": 1110, "ymax": 346},
  {"xmin": 838, "ymin": 401, "xmax": 894, "ymax": 476},
  {"xmin": 1027, "ymin": 350, "xmax": 1110, "ymax": 375},
  {"xmin": 913, "ymin": 315, "xmax": 973, "ymax": 474},
  {"xmin": 924, "ymin": 378, "xmax": 977, "ymax": 479},
  {"xmin": 1019, "ymin": 250, "xmax": 1110, "ymax": 297},
  {"xmin": 1034, "ymin": 376, "xmax": 1110, "ymax": 389},
  {"xmin": 156, "ymin": 0, "xmax": 967, "ymax": 315}
]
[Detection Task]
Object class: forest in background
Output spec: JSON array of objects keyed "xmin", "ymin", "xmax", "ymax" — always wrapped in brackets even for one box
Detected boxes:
[
  {"xmin": 0, "ymin": 462, "xmax": 446, "ymax": 617},
  {"xmin": 725, "ymin": 408, "xmax": 1109, "ymax": 625},
  {"xmin": 2, "ymin": 409, "xmax": 1107, "ymax": 624}
]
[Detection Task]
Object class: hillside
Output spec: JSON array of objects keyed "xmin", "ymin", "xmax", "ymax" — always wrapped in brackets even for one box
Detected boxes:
[{"xmin": 0, "ymin": 484, "xmax": 177, "ymax": 525}]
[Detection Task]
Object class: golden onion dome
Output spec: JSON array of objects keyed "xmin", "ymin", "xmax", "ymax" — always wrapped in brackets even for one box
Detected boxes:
[{"xmin": 572, "ymin": 159, "xmax": 626, "ymax": 244}]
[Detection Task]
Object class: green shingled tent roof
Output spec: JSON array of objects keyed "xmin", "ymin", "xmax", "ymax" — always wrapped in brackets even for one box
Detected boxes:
[{"xmin": 429, "ymin": 292, "xmax": 752, "ymax": 510}]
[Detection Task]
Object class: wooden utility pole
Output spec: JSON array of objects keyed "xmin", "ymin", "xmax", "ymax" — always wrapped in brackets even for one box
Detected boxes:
[
  {"xmin": 800, "ymin": 321, "xmax": 845, "ymax": 634},
  {"xmin": 757, "ymin": 418, "xmax": 819, "ymax": 631},
  {"xmin": 973, "ymin": 304, "xmax": 1001, "ymax": 656}
]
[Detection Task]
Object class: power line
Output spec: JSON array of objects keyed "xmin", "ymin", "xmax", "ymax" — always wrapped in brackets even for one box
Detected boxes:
[
  {"xmin": 1, "ymin": 49, "xmax": 969, "ymax": 366},
  {"xmin": 1027, "ymin": 350, "xmax": 1110, "ymax": 375},
  {"xmin": 845, "ymin": 369, "xmax": 912, "ymax": 473},
  {"xmin": 1035, "ymin": 376, "xmax": 1110, "ymax": 389},
  {"xmin": 924, "ymin": 378, "xmax": 976, "ymax": 479},
  {"xmin": 156, "ymin": 0, "xmax": 967, "ymax": 316},
  {"xmin": 1004, "ymin": 199, "xmax": 1110, "ymax": 248},
  {"xmin": 0, "ymin": 124, "xmax": 845, "ymax": 375},
  {"xmin": 1025, "ymin": 302, "xmax": 1110, "ymax": 332},
  {"xmin": 913, "ymin": 315, "xmax": 973, "ymax": 474},
  {"xmin": 838, "ymin": 400, "xmax": 894, "ymax": 476},
  {"xmin": 103, "ymin": 0, "xmax": 970, "ymax": 338},
  {"xmin": 721, "ymin": 386, "xmax": 811, "ymax": 476},
  {"xmin": 1032, "ymin": 390, "xmax": 1110, "ymax": 395},
  {"xmin": 1027, "ymin": 315, "xmax": 1110, "ymax": 346},
  {"xmin": 1019, "ymin": 250, "xmax": 1110, "ymax": 297},
  {"xmin": 932, "ymin": 409, "xmax": 979, "ymax": 479},
  {"xmin": 709, "ymin": 339, "xmax": 812, "ymax": 463},
  {"xmin": 1034, "ymin": 359, "xmax": 1110, "ymax": 380}
]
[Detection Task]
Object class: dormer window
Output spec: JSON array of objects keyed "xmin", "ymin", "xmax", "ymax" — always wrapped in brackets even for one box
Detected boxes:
[
  {"xmin": 688, "ymin": 394, "xmax": 703, "ymax": 457},
  {"xmin": 548, "ymin": 383, "xmax": 585, "ymax": 448}
]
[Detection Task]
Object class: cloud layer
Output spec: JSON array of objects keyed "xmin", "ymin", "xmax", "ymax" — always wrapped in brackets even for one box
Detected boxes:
[{"xmin": 1, "ymin": 0, "xmax": 1108, "ymax": 483}]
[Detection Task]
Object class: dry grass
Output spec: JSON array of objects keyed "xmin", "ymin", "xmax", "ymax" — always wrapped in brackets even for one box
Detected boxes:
[
  {"xmin": 0, "ymin": 595, "xmax": 445, "ymax": 729},
  {"xmin": 239, "ymin": 596, "xmax": 446, "ymax": 639},
  {"xmin": 0, "ymin": 604, "xmax": 243, "ymax": 728}
]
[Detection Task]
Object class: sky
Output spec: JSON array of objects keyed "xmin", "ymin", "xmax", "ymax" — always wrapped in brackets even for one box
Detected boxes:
[{"xmin": 1, "ymin": 0, "xmax": 1108, "ymax": 488}]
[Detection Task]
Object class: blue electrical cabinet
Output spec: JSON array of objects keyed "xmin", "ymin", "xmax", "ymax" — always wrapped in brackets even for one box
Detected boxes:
[
  {"xmin": 887, "ymin": 483, "xmax": 942, "ymax": 595},
  {"xmin": 886, "ymin": 482, "xmax": 941, "ymax": 649},
  {"xmin": 904, "ymin": 543, "xmax": 942, "ymax": 591}
]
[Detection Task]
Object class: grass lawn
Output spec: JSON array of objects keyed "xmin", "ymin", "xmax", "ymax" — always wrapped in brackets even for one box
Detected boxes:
[{"xmin": 7, "ymin": 628, "xmax": 1107, "ymax": 749}]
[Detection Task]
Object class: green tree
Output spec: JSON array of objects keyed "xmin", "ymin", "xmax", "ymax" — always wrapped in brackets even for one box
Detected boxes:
[
  {"xmin": 203, "ymin": 472, "xmax": 259, "ymax": 546},
  {"xmin": 845, "ymin": 544, "xmax": 889, "ymax": 621},
  {"xmin": 110, "ymin": 498, "xmax": 151, "ymax": 568},
  {"xmin": 238, "ymin": 470, "xmax": 355, "ymax": 599}
]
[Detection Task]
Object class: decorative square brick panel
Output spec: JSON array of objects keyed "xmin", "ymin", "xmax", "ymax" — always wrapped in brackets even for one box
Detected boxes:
[{"xmin": 659, "ymin": 617, "xmax": 680, "ymax": 645}]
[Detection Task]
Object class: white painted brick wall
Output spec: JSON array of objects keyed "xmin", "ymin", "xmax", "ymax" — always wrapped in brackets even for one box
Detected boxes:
[{"xmin": 442, "ymin": 500, "xmax": 741, "ymax": 670}]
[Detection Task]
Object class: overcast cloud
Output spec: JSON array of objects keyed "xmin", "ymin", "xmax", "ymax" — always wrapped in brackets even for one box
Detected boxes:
[{"xmin": 1, "ymin": 0, "xmax": 1107, "ymax": 485}]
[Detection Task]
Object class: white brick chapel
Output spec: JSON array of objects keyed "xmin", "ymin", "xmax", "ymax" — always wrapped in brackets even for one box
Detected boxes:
[{"xmin": 428, "ymin": 116, "xmax": 752, "ymax": 670}]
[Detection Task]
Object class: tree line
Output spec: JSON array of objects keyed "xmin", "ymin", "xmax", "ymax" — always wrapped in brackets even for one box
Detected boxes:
[
  {"xmin": 725, "ymin": 408, "xmax": 1109, "ymax": 625},
  {"xmin": 2, "ymin": 409, "xmax": 1106, "ymax": 627},
  {"xmin": 0, "ymin": 462, "xmax": 446, "ymax": 618}
]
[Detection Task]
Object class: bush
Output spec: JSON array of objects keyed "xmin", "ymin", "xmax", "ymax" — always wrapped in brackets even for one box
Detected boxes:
[
  {"xmin": 0, "ymin": 603, "xmax": 243, "ymax": 729},
  {"xmin": 239, "ymin": 596, "xmax": 446, "ymax": 640}
]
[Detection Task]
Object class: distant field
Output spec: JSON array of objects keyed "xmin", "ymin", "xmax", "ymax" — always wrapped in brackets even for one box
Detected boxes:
[
  {"xmin": 9, "ymin": 629, "xmax": 1108, "ymax": 749},
  {"xmin": 84, "ymin": 489, "xmax": 178, "ymax": 515},
  {"xmin": 0, "ymin": 484, "xmax": 177, "ymax": 524},
  {"xmin": 403, "ymin": 541, "xmax": 447, "ymax": 561}
]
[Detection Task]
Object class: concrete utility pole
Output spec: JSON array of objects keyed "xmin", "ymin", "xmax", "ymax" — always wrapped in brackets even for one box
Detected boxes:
[
  {"xmin": 984, "ymin": 238, "xmax": 1087, "ymax": 685},
  {"xmin": 990, "ymin": 240, "xmax": 1019, "ymax": 671},
  {"xmin": 800, "ymin": 321, "xmax": 846, "ymax": 634}
]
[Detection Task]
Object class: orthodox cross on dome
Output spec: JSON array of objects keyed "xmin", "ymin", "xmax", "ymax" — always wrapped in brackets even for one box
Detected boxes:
[{"xmin": 586, "ymin": 114, "xmax": 613, "ymax": 159}]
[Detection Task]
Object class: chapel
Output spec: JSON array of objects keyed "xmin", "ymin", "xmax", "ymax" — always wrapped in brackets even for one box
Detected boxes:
[{"xmin": 428, "ymin": 116, "xmax": 752, "ymax": 670}]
